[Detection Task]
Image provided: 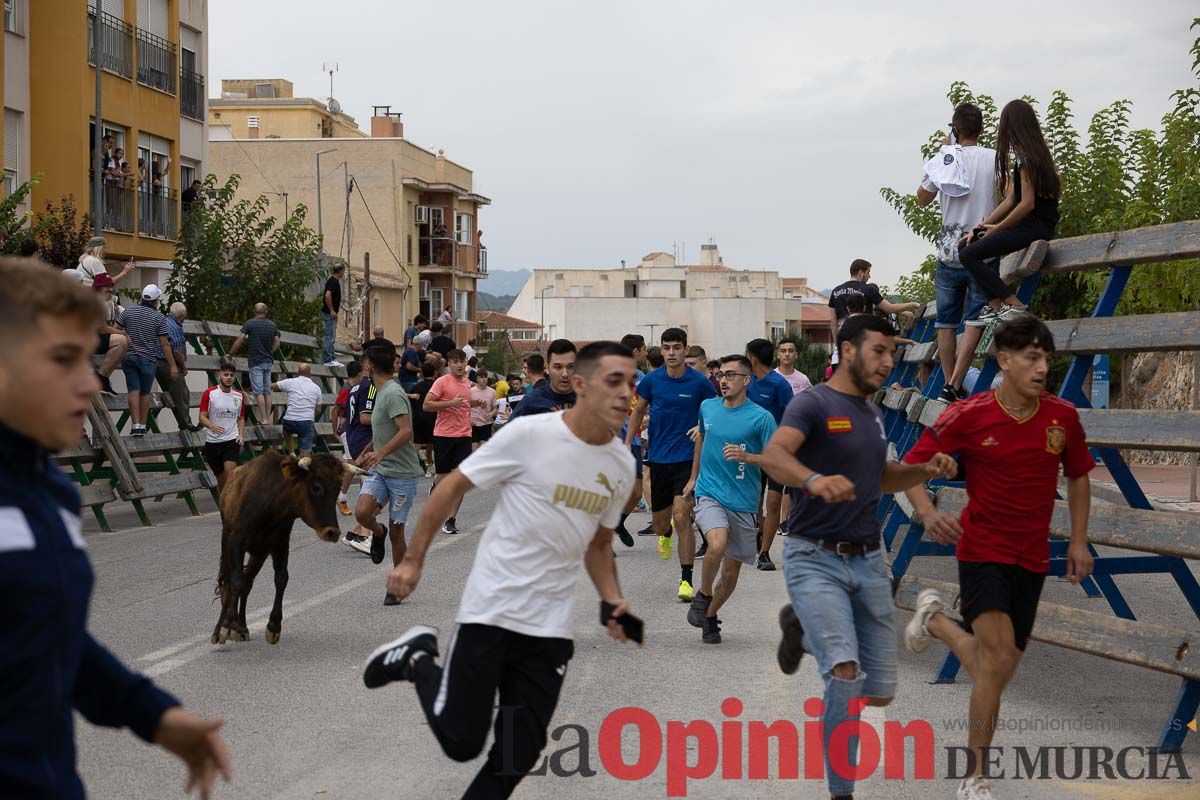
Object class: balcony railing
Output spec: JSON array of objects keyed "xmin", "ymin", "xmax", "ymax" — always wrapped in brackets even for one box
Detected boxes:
[
  {"xmin": 180, "ymin": 68, "xmax": 205, "ymax": 121},
  {"xmin": 87, "ymin": 11, "xmax": 134, "ymax": 79},
  {"xmin": 100, "ymin": 182, "xmax": 135, "ymax": 234},
  {"xmin": 138, "ymin": 185, "xmax": 178, "ymax": 240},
  {"xmin": 478, "ymin": 248, "xmax": 488, "ymax": 274},
  {"xmin": 419, "ymin": 236, "xmax": 457, "ymax": 269},
  {"xmin": 136, "ymin": 28, "xmax": 177, "ymax": 94}
]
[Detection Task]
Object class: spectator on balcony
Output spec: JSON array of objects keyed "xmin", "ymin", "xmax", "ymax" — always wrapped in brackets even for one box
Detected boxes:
[
  {"xmin": 116, "ymin": 284, "xmax": 175, "ymax": 437},
  {"xmin": 91, "ymin": 274, "xmax": 129, "ymax": 396},
  {"xmin": 155, "ymin": 302, "xmax": 195, "ymax": 433},
  {"xmin": 322, "ymin": 264, "xmax": 344, "ymax": 366},
  {"xmin": 437, "ymin": 304, "xmax": 453, "ymax": 325},
  {"xmin": 433, "ymin": 222, "xmax": 449, "ymax": 264},
  {"xmin": 137, "ymin": 157, "xmax": 149, "ymax": 185},
  {"xmin": 181, "ymin": 180, "xmax": 202, "ymax": 213},
  {"xmin": 114, "ymin": 149, "xmax": 134, "ymax": 185},
  {"xmin": 77, "ymin": 237, "xmax": 133, "ymax": 288},
  {"xmin": 428, "ymin": 320, "xmax": 455, "ymax": 359}
]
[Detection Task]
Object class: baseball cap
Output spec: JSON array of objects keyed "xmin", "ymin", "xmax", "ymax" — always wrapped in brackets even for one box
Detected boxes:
[
  {"xmin": 87, "ymin": 236, "xmax": 107, "ymax": 249},
  {"xmin": 92, "ymin": 273, "xmax": 115, "ymax": 289},
  {"xmin": 142, "ymin": 284, "xmax": 162, "ymax": 301}
]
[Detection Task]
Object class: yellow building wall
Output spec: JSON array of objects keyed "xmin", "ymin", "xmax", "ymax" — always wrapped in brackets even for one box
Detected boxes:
[{"xmin": 208, "ymin": 105, "xmax": 366, "ymax": 140}]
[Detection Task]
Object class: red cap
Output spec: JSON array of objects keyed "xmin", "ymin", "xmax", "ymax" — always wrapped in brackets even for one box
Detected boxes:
[{"xmin": 92, "ymin": 273, "xmax": 115, "ymax": 289}]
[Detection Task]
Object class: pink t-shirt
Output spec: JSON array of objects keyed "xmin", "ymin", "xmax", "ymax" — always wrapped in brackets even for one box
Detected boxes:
[
  {"xmin": 429, "ymin": 374, "xmax": 473, "ymax": 438},
  {"xmin": 775, "ymin": 367, "xmax": 813, "ymax": 396},
  {"xmin": 470, "ymin": 384, "xmax": 497, "ymax": 427}
]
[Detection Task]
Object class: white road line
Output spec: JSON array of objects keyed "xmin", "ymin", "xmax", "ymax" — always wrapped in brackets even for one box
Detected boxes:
[{"xmin": 139, "ymin": 523, "xmax": 484, "ymax": 678}]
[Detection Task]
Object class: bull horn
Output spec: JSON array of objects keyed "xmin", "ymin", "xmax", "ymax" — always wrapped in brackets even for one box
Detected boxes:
[
  {"xmin": 298, "ymin": 457, "xmax": 312, "ymax": 470},
  {"xmin": 343, "ymin": 462, "xmax": 366, "ymax": 476}
]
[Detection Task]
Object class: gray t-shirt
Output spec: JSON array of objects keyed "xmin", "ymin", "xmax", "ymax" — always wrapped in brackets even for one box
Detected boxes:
[
  {"xmin": 241, "ymin": 317, "xmax": 279, "ymax": 366},
  {"xmin": 371, "ymin": 381, "xmax": 423, "ymax": 479},
  {"xmin": 781, "ymin": 384, "xmax": 888, "ymax": 544}
]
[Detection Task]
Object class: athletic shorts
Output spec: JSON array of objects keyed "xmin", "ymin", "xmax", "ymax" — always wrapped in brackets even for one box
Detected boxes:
[
  {"xmin": 958, "ymin": 561, "xmax": 1047, "ymax": 651},
  {"xmin": 760, "ymin": 470, "xmax": 784, "ymax": 496},
  {"xmin": 694, "ymin": 496, "xmax": 759, "ymax": 566},
  {"xmin": 361, "ymin": 473, "xmax": 418, "ymax": 525},
  {"xmin": 433, "ymin": 435, "xmax": 473, "ymax": 475},
  {"xmin": 282, "ymin": 419, "xmax": 315, "ymax": 453},
  {"xmin": 471, "ymin": 424, "xmax": 493, "ymax": 443},
  {"xmin": 630, "ymin": 443, "xmax": 643, "ymax": 479},
  {"xmin": 203, "ymin": 439, "xmax": 240, "ymax": 474},
  {"xmin": 648, "ymin": 460, "xmax": 692, "ymax": 513},
  {"xmin": 96, "ymin": 333, "xmax": 112, "ymax": 356}
]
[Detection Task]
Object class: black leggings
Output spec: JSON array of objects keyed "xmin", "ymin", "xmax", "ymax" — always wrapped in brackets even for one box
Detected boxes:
[
  {"xmin": 411, "ymin": 623, "xmax": 574, "ymax": 799},
  {"xmin": 958, "ymin": 220, "xmax": 1055, "ymax": 302}
]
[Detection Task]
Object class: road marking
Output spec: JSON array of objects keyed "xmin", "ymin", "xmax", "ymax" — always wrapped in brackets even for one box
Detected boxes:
[{"xmin": 139, "ymin": 523, "xmax": 484, "ymax": 677}]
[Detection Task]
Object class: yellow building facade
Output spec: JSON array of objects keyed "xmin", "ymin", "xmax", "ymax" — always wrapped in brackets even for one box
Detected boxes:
[{"xmin": 208, "ymin": 79, "xmax": 366, "ymax": 140}]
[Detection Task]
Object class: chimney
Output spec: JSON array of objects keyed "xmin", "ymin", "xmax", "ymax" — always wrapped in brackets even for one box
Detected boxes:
[
  {"xmin": 247, "ymin": 115, "xmax": 260, "ymax": 139},
  {"xmin": 370, "ymin": 105, "xmax": 404, "ymax": 138},
  {"xmin": 699, "ymin": 242, "xmax": 721, "ymax": 267}
]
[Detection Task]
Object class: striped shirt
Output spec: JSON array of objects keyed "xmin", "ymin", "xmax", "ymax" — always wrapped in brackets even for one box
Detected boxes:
[
  {"xmin": 166, "ymin": 316, "xmax": 186, "ymax": 355},
  {"xmin": 116, "ymin": 304, "xmax": 169, "ymax": 361}
]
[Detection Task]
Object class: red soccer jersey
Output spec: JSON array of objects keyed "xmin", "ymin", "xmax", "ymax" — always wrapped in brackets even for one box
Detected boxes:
[{"xmin": 903, "ymin": 391, "xmax": 1094, "ymax": 572}]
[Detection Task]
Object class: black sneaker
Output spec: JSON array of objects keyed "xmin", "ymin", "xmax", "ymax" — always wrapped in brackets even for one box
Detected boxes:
[
  {"xmin": 777, "ymin": 604, "xmax": 805, "ymax": 675},
  {"xmin": 702, "ymin": 616, "xmax": 722, "ymax": 644},
  {"xmin": 687, "ymin": 592, "xmax": 711, "ymax": 628},
  {"xmin": 441, "ymin": 517, "xmax": 460, "ymax": 535},
  {"xmin": 615, "ymin": 525, "xmax": 634, "ymax": 548},
  {"xmin": 636, "ymin": 523, "xmax": 656, "ymax": 536},
  {"xmin": 362, "ymin": 625, "xmax": 439, "ymax": 688},
  {"xmin": 695, "ymin": 539, "xmax": 708, "ymax": 559},
  {"xmin": 938, "ymin": 385, "xmax": 959, "ymax": 404},
  {"xmin": 956, "ymin": 386, "xmax": 969, "ymax": 401},
  {"xmin": 369, "ymin": 532, "xmax": 386, "ymax": 564},
  {"xmin": 383, "ymin": 593, "xmax": 401, "ymax": 606},
  {"xmin": 96, "ymin": 372, "xmax": 116, "ymax": 396},
  {"xmin": 756, "ymin": 552, "xmax": 776, "ymax": 571},
  {"xmin": 131, "ymin": 425, "xmax": 146, "ymax": 437}
]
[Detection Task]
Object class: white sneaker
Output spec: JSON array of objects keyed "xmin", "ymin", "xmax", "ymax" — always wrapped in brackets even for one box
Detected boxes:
[
  {"xmin": 957, "ymin": 776, "xmax": 996, "ymax": 799},
  {"xmin": 904, "ymin": 588, "xmax": 944, "ymax": 653},
  {"xmin": 324, "ymin": 359, "xmax": 342, "ymax": 367}
]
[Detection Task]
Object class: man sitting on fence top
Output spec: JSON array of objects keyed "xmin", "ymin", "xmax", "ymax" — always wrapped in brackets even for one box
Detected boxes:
[
  {"xmin": 91, "ymin": 273, "xmax": 129, "ymax": 397},
  {"xmin": 115, "ymin": 284, "xmax": 176, "ymax": 437},
  {"xmin": 901, "ymin": 314, "xmax": 1094, "ymax": 800},
  {"xmin": 229, "ymin": 303, "xmax": 280, "ymax": 424},
  {"xmin": 272, "ymin": 363, "xmax": 323, "ymax": 459}
]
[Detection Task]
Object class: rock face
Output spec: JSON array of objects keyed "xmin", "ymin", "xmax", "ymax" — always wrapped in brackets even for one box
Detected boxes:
[{"xmin": 1119, "ymin": 352, "xmax": 1197, "ymax": 465}]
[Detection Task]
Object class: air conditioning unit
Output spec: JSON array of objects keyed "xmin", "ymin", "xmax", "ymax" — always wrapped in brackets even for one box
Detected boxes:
[
  {"xmin": 416, "ymin": 206, "xmax": 430, "ymax": 224},
  {"xmin": 419, "ymin": 280, "xmax": 430, "ymax": 300}
]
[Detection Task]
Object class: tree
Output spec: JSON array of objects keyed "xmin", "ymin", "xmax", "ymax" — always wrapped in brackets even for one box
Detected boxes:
[
  {"xmin": 34, "ymin": 195, "xmax": 94, "ymax": 269},
  {"xmin": 166, "ymin": 175, "xmax": 325, "ymax": 341},
  {"xmin": 0, "ymin": 176, "xmax": 46, "ymax": 255},
  {"xmin": 882, "ymin": 19, "xmax": 1200, "ymax": 319}
]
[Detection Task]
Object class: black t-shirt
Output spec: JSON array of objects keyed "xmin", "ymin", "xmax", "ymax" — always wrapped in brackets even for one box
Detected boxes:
[
  {"xmin": 412, "ymin": 378, "xmax": 437, "ymax": 431},
  {"xmin": 1013, "ymin": 163, "xmax": 1060, "ymax": 229},
  {"xmin": 827, "ymin": 280, "xmax": 884, "ymax": 321},
  {"xmin": 429, "ymin": 334, "xmax": 456, "ymax": 358},
  {"xmin": 182, "ymin": 187, "xmax": 198, "ymax": 206},
  {"xmin": 324, "ymin": 276, "xmax": 342, "ymax": 314}
]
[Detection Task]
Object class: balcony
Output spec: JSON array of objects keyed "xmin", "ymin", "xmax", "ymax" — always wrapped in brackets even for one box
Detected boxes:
[
  {"xmin": 100, "ymin": 182, "xmax": 136, "ymax": 234},
  {"xmin": 87, "ymin": 11, "xmax": 134, "ymax": 79},
  {"xmin": 180, "ymin": 68, "xmax": 205, "ymax": 121},
  {"xmin": 136, "ymin": 28, "xmax": 177, "ymax": 94},
  {"xmin": 478, "ymin": 248, "xmax": 488, "ymax": 274},
  {"xmin": 138, "ymin": 185, "xmax": 178, "ymax": 240}
]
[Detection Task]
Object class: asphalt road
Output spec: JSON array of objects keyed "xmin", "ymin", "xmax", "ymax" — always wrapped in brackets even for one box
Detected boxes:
[{"xmin": 75, "ymin": 479, "xmax": 1200, "ymax": 800}]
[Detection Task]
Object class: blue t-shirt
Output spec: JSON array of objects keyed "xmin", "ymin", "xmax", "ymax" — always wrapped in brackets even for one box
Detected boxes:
[
  {"xmin": 399, "ymin": 347, "xmax": 422, "ymax": 387},
  {"xmin": 781, "ymin": 384, "xmax": 888, "ymax": 544},
  {"xmin": 509, "ymin": 382, "xmax": 575, "ymax": 418},
  {"xmin": 637, "ymin": 365, "xmax": 717, "ymax": 464},
  {"xmin": 747, "ymin": 370, "xmax": 794, "ymax": 424},
  {"xmin": 621, "ymin": 369, "xmax": 647, "ymax": 447},
  {"xmin": 695, "ymin": 398, "xmax": 777, "ymax": 512}
]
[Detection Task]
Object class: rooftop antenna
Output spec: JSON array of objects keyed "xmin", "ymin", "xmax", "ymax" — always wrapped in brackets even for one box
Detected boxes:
[{"xmin": 322, "ymin": 62, "xmax": 340, "ymax": 114}]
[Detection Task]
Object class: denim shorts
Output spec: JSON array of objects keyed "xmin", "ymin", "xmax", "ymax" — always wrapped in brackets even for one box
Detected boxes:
[
  {"xmin": 248, "ymin": 363, "xmax": 273, "ymax": 396},
  {"xmin": 120, "ymin": 354, "xmax": 158, "ymax": 394},
  {"xmin": 934, "ymin": 261, "xmax": 990, "ymax": 329},
  {"xmin": 281, "ymin": 419, "xmax": 315, "ymax": 452},
  {"xmin": 361, "ymin": 473, "xmax": 418, "ymax": 524}
]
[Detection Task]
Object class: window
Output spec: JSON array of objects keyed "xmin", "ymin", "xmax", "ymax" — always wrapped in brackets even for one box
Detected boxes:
[
  {"xmin": 419, "ymin": 280, "xmax": 431, "ymax": 300},
  {"xmin": 454, "ymin": 290, "xmax": 469, "ymax": 320},
  {"xmin": 137, "ymin": 131, "xmax": 171, "ymax": 187},
  {"xmin": 180, "ymin": 159, "xmax": 199, "ymax": 191},
  {"xmin": 624, "ymin": 281, "xmax": 638, "ymax": 298},
  {"xmin": 138, "ymin": 0, "xmax": 167, "ymax": 37},
  {"xmin": 4, "ymin": 0, "xmax": 17, "ymax": 34},
  {"xmin": 769, "ymin": 322, "xmax": 786, "ymax": 340},
  {"xmin": 3, "ymin": 109, "xmax": 20, "ymax": 196},
  {"xmin": 430, "ymin": 288, "xmax": 444, "ymax": 319},
  {"xmin": 454, "ymin": 212, "xmax": 473, "ymax": 246},
  {"xmin": 709, "ymin": 286, "xmax": 721, "ymax": 298}
]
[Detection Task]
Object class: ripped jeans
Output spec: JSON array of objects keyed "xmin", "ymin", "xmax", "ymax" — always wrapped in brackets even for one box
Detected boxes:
[{"xmin": 783, "ymin": 535, "xmax": 898, "ymax": 796}]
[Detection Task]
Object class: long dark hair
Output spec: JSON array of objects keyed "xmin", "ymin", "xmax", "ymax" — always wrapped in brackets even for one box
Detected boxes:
[{"xmin": 995, "ymin": 99, "xmax": 1060, "ymax": 200}]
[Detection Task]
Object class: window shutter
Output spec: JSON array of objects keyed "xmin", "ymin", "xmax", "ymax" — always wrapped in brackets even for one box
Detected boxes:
[
  {"xmin": 136, "ymin": 0, "xmax": 148, "ymax": 26},
  {"xmin": 149, "ymin": 0, "xmax": 167, "ymax": 38},
  {"xmin": 4, "ymin": 110, "xmax": 20, "ymax": 173},
  {"xmin": 92, "ymin": 0, "xmax": 124, "ymax": 20}
]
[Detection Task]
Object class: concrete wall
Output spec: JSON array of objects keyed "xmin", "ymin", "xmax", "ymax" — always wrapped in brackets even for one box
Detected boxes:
[{"xmin": 208, "ymin": 102, "xmax": 366, "ymax": 140}]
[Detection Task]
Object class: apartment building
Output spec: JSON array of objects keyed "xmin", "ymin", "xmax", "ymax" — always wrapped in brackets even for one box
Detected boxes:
[
  {"xmin": 2, "ymin": 1, "xmax": 207, "ymax": 283},
  {"xmin": 208, "ymin": 78, "xmax": 366, "ymax": 140},
  {"xmin": 209, "ymin": 87, "xmax": 490, "ymax": 348},
  {"xmin": 507, "ymin": 244, "xmax": 835, "ymax": 356}
]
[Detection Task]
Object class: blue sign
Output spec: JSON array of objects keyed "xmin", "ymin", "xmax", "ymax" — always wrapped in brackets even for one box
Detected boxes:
[{"xmin": 1091, "ymin": 354, "xmax": 1110, "ymax": 409}]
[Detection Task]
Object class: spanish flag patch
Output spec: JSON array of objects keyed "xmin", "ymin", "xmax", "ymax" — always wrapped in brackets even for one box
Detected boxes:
[{"xmin": 826, "ymin": 417, "xmax": 853, "ymax": 433}]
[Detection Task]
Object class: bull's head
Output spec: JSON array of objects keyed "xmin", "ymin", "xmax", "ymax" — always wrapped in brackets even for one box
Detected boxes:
[{"xmin": 280, "ymin": 454, "xmax": 365, "ymax": 542}]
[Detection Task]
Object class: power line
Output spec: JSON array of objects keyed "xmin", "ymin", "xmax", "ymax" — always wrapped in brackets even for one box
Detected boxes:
[
  {"xmin": 219, "ymin": 123, "xmax": 283, "ymax": 197},
  {"xmin": 351, "ymin": 177, "xmax": 409, "ymax": 289}
]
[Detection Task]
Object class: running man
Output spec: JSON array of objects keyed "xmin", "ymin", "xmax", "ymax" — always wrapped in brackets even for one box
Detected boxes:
[
  {"xmin": 198, "ymin": 360, "xmax": 245, "ymax": 492},
  {"xmin": 625, "ymin": 327, "xmax": 717, "ymax": 601},
  {"xmin": 683, "ymin": 355, "xmax": 777, "ymax": 644},
  {"xmin": 353, "ymin": 347, "xmax": 424, "ymax": 604},
  {"xmin": 758, "ymin": 314, "xmax": 956, "ymax": 800},
  {"xmin": 422, "ymin": 349, "xmax": 474, "ymax": 534},
  {"xmin": 333, "ymin": 361, "xmax": 361, "ymax": 513},
  {"xmin": 901, "ymin": 315, "xmax": 1093, "ymax": 800},
  {"xmin": 774, "ymin": 337, "xmax": 813, "ymax": 539},
  {"xmin": 362, "ymin": 341, "xmax": 640, "ymax": 799},
  {"xmin": 745, "ymin": 337, "xmax": 795, "ymax": 572},
  {"xmin": 510, "ymin": 339, "xmax": 576, "ymax": 417},
  {"xmin": 614, "ymin": 333, "xmax": 647, "ymax": 547},
  {"xmin": 341, "ymin": 357, "xmax": 377, "ymax": 553}
]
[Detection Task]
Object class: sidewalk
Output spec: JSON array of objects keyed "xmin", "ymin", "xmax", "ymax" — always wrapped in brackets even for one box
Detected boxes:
[{"xmin": 1094, "ymin": 462, "xmax": 1200, "ymax": 511}]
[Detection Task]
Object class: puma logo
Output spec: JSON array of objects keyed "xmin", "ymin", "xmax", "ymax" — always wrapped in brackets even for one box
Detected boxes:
[
  {"xmin": 556, "ymin": 664, "xmax": 567, "ymax": 677},
  {"xmin": 596, "ymin": 472, "xmax": 617, "ymax": 498}
]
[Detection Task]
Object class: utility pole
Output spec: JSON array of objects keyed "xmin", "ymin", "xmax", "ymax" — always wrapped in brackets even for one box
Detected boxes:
[
  {"xmin": 91, "ymin": 4, "xmax": 103, "ymax": 232},
  {"xmin": 363, "ymin": 251, "xmax": 371, "ymax": 337}
]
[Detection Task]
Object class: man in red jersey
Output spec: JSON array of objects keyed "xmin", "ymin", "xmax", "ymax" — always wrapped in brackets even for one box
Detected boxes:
[{"xmin": 900, "ymin": 314, "xmax": 1094, "ymax": 800}]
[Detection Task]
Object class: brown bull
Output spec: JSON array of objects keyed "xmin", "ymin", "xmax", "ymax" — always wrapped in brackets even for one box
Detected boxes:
[{"xmin": 211, "ymin": 451, "xmax": 362, "ymax": 645}]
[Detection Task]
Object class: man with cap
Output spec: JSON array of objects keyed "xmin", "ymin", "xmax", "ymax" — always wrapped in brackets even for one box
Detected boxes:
[{"xmin": 115, "ymin": 285, "xmax": 175, "ymax": 436}]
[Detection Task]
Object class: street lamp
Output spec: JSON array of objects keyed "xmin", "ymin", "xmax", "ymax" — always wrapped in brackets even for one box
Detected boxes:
[
  {"xmin": 642, "ymin": 322, "xmax": 667, "ymax": 344},
  {"xmin": 315, "ymin": 148, "xmax": 338, "ymax": 261},
  {"xmin": 540, "ymin": 286, "xmax": 554, "ymax": 351}
]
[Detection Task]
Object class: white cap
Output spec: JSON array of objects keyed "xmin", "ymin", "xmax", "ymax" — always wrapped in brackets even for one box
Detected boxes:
[{"xmin": 142, "ymin": 284, "xmax": 162, "ymax": 301}]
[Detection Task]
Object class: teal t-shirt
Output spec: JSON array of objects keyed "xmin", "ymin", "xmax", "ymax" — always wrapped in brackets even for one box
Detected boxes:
[
  {"xmin": 694, "ymin": 397, "xmax": 777, "ymax": 512},
  {"xmin": 371, "ymin": 381, "xmax": 423, "ymax": 478}
]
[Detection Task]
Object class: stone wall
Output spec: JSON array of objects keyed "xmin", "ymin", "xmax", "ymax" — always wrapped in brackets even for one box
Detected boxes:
[{"xmin": 1119, "ymin": 351, "xmax": 1198, "ymax": 465}]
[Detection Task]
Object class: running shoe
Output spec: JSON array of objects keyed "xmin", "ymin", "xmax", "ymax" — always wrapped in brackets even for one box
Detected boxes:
[
  {"xmin": 369, "ymin": 532, "xmax": 386, "ymax": 564},
  {"xmin": 383, "ymin": 593, "xmax": 401, "ymax": 606},
  {"xmin": 957, "ymin": 776, "xmax": 996, "ymax": 800},
  {"xmin": 337, "ymin": 499, "xmax": 352, "ymax": 516},
  {"xmin": 939, "ymin": 384, "xmax": 960, "ymax": 404},
  {"xmin": 96, "ymin": 372, "xmax": 116, "ymax": 396},
  {"xmin": 615, "ymin": 525, "xmax": 634, "ymax": 548},
  {"xmin": 441, "ymin": 518, "xmax": 460, "ymax": 535},
  {"xmin": 677, "ymin": 578, "xmax": 693, "ymax": 602},
  {"xmin": 363, "ymin": 626, "xmax": 439, "ymax": 688},
  {"xmin": 658, "ymin": 535, "xmax": 673, "ymax": 560},
  {"xmin": 343, "ymin": 531, "xmax": 372, "ymax": 555},
  {"xmin": 130, "ymin": 425, "xmax": 146, "ymax": 437},
  {"xmin": 904, "ymin": 588, "xmax": 944, "ymax": 653},
  {"xmin": 637, "ymin": 523, "xmax": 656, "ymax": 536},
  {"xmin": 702, "ymin": 616, "xmax": 722, "ymax": 644},
  {"xmin": 756, "ymin": 552, "xmax": 776, "ymax": 571},
  {"xmin": 777, "ymin": 604, "xmax": 806, "ymax": 675},
  {"xmin": 776, "ymin": 525, "xmax": 787, "ymax": 539},
  {"xmin": 687, "ymin": 592, "xmax": 711, "ymax": 627},
  {"xmin": 694, "ymin": 540, "xmax": 708, "ymax": 559}
]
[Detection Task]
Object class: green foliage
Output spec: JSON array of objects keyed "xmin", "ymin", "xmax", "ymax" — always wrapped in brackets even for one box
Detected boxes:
[
  {"xmin": 479, "ymin": 332, "xmax": 517, "ymax": 376},
  {"xmin": 890, "ymin": 254, "xmax": 937, "ymax": 306},
  {"xmin": 770, "ymin": 329, "xmax": 829, "ymax": 386},
  {"xmin": 166, "ymin": 175, "xmax": 325, "ymax": 343},
  {"xmin": 883, "ymin": 19, "xmax": 1200, "ymax": 320},
  {"xmin": 34, "ymin": 195, "xmax": 94, "ymax": 269},
  {"xmin": 0, "ymin": 176, "xmax": 46, "ymax": 255}
]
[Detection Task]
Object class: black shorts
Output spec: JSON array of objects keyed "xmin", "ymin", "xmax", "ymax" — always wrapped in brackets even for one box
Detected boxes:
[
  {"xmin": 630, "ymin": 443, "xmax": 643, "ymax": 479},
  {"xmin": 96, "ymin": 333, "xmax": 112, "ymax": 356},
  {"xmin": 413, "ymin": 419, "xmax": 434, "ymax": 446},
  {"xmin": 433, "ymin": 436, "xmax": 473, "ymax": 475},
  {"xmin": 204, "ymin": 439, "xmax": 241, "ymax": 474},
  {"xmin": 471, "ymin": 424, "xmax": 493, "ymax": 443},
  {"xmin": 958, "ymin": 561, "xmax": 1047, "ymax": 651},
  {"xmin": 648, "ymin": 460, "xmax": 692, "ymax": 513},
  {"xmin": 760, "ymin": 471, "xmax": 784, "ymax": 495}
]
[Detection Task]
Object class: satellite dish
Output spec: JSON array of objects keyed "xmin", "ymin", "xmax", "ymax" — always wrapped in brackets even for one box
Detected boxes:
[{"xmin": 328, "ymin": 98, "xmax": 342, "ymax": 115}]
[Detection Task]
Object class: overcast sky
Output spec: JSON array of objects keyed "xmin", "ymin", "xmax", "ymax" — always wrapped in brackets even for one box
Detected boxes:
[{"xmin": 210, "ymin": 1, "xmax": 1197, "ymax": 290}]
